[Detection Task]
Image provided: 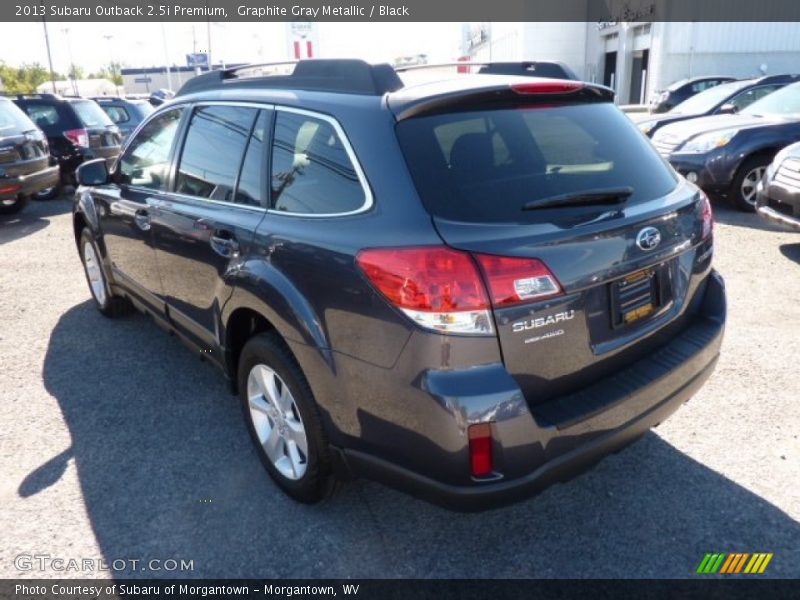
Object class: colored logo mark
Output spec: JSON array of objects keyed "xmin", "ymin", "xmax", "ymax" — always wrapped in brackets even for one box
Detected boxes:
[{"xmin": 696, "ymin": 553, "xmax": 773, "ymax": 574}]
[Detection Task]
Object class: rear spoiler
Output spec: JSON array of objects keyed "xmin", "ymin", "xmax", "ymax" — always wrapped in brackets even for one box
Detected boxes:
[{"xmin": 388, "ymin": 80, "xmax": 615, "ymax": 121}]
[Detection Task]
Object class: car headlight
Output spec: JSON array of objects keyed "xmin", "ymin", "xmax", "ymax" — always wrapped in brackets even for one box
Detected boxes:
[{"xmin": 679, "ymin": 129, "xmax": 739, "ymax": 154}]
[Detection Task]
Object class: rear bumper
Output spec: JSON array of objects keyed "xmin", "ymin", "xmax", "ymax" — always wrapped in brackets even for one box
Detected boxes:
[
  {"xmin": 0, "ymin": 165, "xmax": 60, "ymax": 199},
  {"xmin": 341, "ymin": 270, "xmax": 726, "ymax": 511}
]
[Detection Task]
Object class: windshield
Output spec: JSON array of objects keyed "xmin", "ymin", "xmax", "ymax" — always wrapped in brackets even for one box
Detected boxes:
[
  {"xmin": 742, "ymin": 82, "xmax": 800, "ymax": 117},
  {"xmin": 71, "ymin": 100, "xmax": 114, "ymax": 128},
  {"xmin": 670, "ymin": 80, "xmax": 750, "ymax": 115},
  {"xmin": 667, "ymin": 79, "xmax": 689, "ymax": 92},
  {"xmin": 396, "ymin": 103, "xmax": 678, "ymax": 223},
  {"xmin": 0, "ymin": 99, "xmax": 37, "ymax": 134}
]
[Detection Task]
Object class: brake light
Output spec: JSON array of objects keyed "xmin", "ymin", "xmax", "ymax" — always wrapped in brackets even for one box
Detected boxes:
[
  {"xmin": 700, "ymin": 191, "xmax": 713, "ymax": 240},
  {"xmin": 468, "ymin": 423, "xmax": 494, "ymax": 477},
  {"xmin": 64, "ymin": 128, "xmax": 89, "ymax": 148},
  {"xmin": 475, "ymin": 254, "xmax": 563, "ymax": 307},
  {"xmin": 511, "ymin": 81, "xmax": 583, "ymax": 95},
  {"xmin": 0, "ymin": 184, "xmax": 22, "ymax": 195},
  {"xmin": 356, "ymin": 246, "xmax": 493, "ymax": 335}
]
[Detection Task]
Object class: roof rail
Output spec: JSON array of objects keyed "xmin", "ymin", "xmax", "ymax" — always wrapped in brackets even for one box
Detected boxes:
[
  {"xmin": 1, "ymin": 92, "xmax": 63, "ymax": 100},
  {"xmin": 175, "ymin": 59, "xmax": 404, "ymax": 97},
  {"xmin": 395, "ymin": 61, "xmax": 580, "ymax": 80}
]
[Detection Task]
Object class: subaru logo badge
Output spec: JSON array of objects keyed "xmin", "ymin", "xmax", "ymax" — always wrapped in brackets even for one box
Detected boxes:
[{"xmin": 636, "ymin": 227, "xmax": 661, "ymax": 251}]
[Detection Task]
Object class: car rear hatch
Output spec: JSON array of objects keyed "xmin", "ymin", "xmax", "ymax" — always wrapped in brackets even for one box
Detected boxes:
[
  {"xmin": 0, "ymin": 100, "xmax": 50, "ymax": 177},
  {"xmin": 393, "ymin": 79, "xmax": 714, "ymax": 406},
  {"xmin": 69, "ymin": 99, "xmax": 122, "ymax": 157}
]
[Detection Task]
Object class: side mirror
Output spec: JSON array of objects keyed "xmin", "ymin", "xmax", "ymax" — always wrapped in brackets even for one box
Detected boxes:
[
  {"xmin": 717, "ymin": 103, "xmax": 738, "ymax": 115},
  {"xmin": 76, "ymin": 158, "xmax": 109, "ymax": 186}
]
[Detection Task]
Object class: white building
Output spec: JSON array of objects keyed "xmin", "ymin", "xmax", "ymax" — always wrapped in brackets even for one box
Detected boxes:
[{"xmin": 462, "ymin": 22, "xmax": 800, "ymax": 104}]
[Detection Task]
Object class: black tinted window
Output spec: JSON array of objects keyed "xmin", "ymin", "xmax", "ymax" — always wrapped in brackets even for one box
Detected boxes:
[
  {"xmin": 397, "ymin": 103, "xmax": 678, "ymax": 223},
  {"xmin": 21, "ymin": 103, "xmax": 63, "ymax": 130},
  {"xmin": 176, "ymin": 105, "xmax": 256, "ymax": 201},
  {"xmin": 71, "ymin": 100, "xmax": 114, "ymax": 128},
  {"xmin": 271, "ymin": 111, "xmax": 365, "ymax": 214},
  {"xmin": 235, "ymin": 110, "xmax": 269, "ymax": 207},
  {"xmin": 118, "ymin": 107, "xmax": 183, "ymax": 190}
]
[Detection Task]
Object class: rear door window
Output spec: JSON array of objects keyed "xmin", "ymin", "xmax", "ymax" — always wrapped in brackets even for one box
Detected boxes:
[
  {"xmin": 175, "ymin": 105, "xmax": 257, "ymax": 202},
  {"xmin": 396, "ymin": 103, "xmax": 678, "ymax": 223},
  {"xmin": 234, "ymin": 110, "xmax": 270, "ymax": 207},
  {"xmin": 102, "ymin": 105, "xmax": 130, "ymax": 124},
  {"xmin": 20, "ymin": 103, "xmax": 66, "ymax": 133},
  {"xmin": 270, "ymin": 110, "xmax": 366, "ymax": 215}
]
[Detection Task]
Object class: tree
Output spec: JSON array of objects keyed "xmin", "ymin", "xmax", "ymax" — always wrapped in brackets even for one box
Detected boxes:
[
  {"xmin": 0, "ymin": 62, "xmax": 63, "ymax": 94},
  {"xmin": 68, "ymin": 64, "xmax": 84, "ymax": 81},
  {"xmin": 89, "ymin": 62, "xmax": 123, "ymax": 86}
]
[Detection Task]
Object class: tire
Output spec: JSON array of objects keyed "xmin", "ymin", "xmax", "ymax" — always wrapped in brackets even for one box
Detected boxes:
[
  {"xmin": 238, "ymin": 331, "xmax": 336, "ymax": 503},
  {"xmin": 0, "ymin": 196, "xmax": 27, "ymax": 215},
  {"xmin": 730, "ymin": 156, "xmax": 770, "ymax": 212},
  {"xmin": 79, "ymin": 228, "xmax": 133, "ymax": 318},
  {"xmin": 33, "ymin": 186, "xmax": 59, "ymax": 201}
]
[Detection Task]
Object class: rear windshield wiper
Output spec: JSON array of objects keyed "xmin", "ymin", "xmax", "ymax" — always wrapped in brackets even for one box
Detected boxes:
[{"xmin": 522, "ymin": 186, "xmax": 633, "ymax": 211}]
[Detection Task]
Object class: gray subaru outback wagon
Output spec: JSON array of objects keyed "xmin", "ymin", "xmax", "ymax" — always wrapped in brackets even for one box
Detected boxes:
[{"xmin": 72, "ymin": 60, "xmax": 725, "ymax": 510}]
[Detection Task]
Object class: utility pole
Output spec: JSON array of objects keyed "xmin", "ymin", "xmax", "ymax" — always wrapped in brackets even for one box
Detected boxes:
[
  {"xmin": 41, "ymin": 8, "xmax": 57, "ymax": 93},
  {"xmin": 160, "ymin": 23, "xmax": 173, "ymax": 91},
  {"xmin": 61, "ymin": 27, "xmax": 78, "ymax": 95},
  {"xmin": 206, "ymin": 20, "xmax": 213, "ymax": 70}
]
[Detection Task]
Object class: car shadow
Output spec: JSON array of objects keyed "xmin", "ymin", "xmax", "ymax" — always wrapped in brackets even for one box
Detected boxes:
[
  {"xmin": 779, "ymin": 243, "xmax": 800, "ymax": 265},
  {"xmin": 32, "ymin": 301, "xmax": 800, "ymax": 578},
  {"xmin": 710, "ymin": 202, "xmax": 785, "ymax": 233},
  {"xmin": 0, "ymin": 197, "xmax": 71, "ymax": 246}
]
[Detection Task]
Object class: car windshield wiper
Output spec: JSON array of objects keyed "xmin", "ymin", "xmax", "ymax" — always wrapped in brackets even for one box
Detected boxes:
[{"xmin": 521, "ymin": 187, "xmax": 634, "ymax": 211}]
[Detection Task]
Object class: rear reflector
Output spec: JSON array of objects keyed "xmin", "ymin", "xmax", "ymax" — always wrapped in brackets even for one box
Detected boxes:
[
  {"xmin": 468, "ymin": 423, "xmax": 493, "ymax": 477},
  {"xmin": 511, "ymin": 81, "xmax": 583, "ymax": 95},
  {"xmin": 475, "ymin": 254, "xmax": 563, "ymax": 307},
  {"xmin": 63, "ymin": 128, "xmax": 89, "ymax": 148},
  {"xmin": 700, "ymin": 191, "xmax": 713, "ymax": 240},
  {"xmin": 356, "ymin": 246, "xmax": 494, "ymax": 335}
]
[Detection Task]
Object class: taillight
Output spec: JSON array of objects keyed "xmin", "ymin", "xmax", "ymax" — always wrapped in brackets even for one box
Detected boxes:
[
  {"xmin": 474, "ymin": 254, "xmax": 563, "ymax": 307},
  {"xmin": 63, "ymin": 128, "xmax": 89, "ymax": 148},
  {"xmin": 700, "ymin": 191, "xmax": 713, "ymax": 240},
  {"xmin": 0, "ymin": 184, "xmax": 22, "ymax": 195},
  {"xmin": 356, "ymin": 246, "xmax": 493, "ymax": 335},
  {"xmin": 511, "ymin": 81, "xmax": 583, "ymax": 95},
  {"xmin": 468, "ymin": 423, "xmax": 493, "ymax": 477}
]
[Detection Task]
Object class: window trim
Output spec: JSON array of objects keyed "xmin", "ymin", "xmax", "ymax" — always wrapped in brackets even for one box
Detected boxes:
[
  {"xmin": 267, "ymin": 105, "xmax": 374, "ymax": 218},
  {"xmin": 131, "ymin": 100, "xmax": 374, "ymax": 218}
]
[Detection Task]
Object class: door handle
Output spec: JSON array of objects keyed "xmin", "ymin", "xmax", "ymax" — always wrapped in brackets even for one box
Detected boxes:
[
  {"xmin": 134, "ymin": 209, "xmax": 151, "ymax": 231},
  {"xmin": 210, "ymin": 229, "xmax": 240, "ymax": 258}
]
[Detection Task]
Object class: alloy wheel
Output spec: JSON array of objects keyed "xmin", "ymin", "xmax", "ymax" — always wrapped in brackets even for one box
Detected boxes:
[{"xmin": 247, "ymin": 364, "xmax": 309, "ymax": 480}]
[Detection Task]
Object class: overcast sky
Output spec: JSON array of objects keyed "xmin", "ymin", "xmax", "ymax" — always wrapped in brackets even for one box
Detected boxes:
[{"xmin": 0, "ymin": 22, "xmax": 464, "ymax": 73}]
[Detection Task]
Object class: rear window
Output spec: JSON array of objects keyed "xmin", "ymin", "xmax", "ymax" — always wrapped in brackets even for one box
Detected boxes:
[
  {"xmin": 0, "ymin": 99, "xmax": 37, "ymax": 133},
  {"xmin": 396, "ymin": 103, "xmax": 678, "ymax": 223},
  {"xmin": 71, "ymin": 100, "xmax": 114, "ymax": 128}
]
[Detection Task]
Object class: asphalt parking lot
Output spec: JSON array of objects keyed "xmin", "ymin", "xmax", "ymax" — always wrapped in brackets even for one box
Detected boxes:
[{"xmin": 1, "ymin": 194, "xmax": 799, "ymax": 579}]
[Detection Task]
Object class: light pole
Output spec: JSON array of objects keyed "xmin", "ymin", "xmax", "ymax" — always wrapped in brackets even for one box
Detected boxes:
[
  {"xmin": 102, "ymin": 34, "xmax": 119, "ymax": 92},
  {"xmin": 61, "ymin": 27, "xmax": 78, "ymax": 95},
  {"xmin": 40, "ymin": 6, "xmax": 57, "ymax": 93}
]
